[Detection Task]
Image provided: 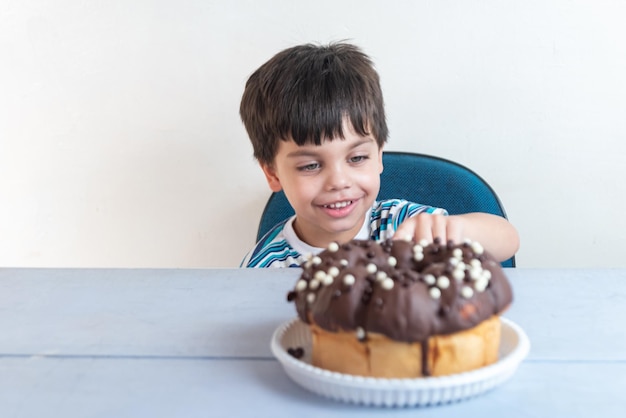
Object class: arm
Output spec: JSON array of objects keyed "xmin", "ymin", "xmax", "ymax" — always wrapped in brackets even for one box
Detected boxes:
[{"xmin": 393, "ymin": 212, "xmax": 520, "ymax": 262}]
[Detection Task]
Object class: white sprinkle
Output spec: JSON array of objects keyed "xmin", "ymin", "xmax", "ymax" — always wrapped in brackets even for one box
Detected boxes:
[
  {"xmin": 306, "ymin": 293, "xmax": 316, "ymax": 303},
  {"xmin": 483, "ymin": 270, "xmax": 492, "ymax": 280},
  {"xmin": 413, "ymin": 244, "xmax": 424, "ymax": 253},
  {"xmin": 343, "ymin": 274, "xmax": 356, "ymax": 286},
  {"xmin": 419, "ymin": 239, "xmax": 429, "ymax": 247},
  {"xmin": 437, "ymin": 276, "xmax": 450, "ymax": 289},
  {"xmin": 455, "ymin": 262, "xmax": 466, "ymax": 271},
  {"xmin": 461, "ymin": 286, "xmax": 474, "ymax": 299},
  {"xmin": 312, "ymin": 256, "xmax": 322, "ymax": 265},
  {"xmin": 322, "ymin": 274, "xmax": 334, "ymax": 286},
  {"xmin": 449, "ymin": 257, "xmax": 459, "ymax": 267},
  {"xmin": 424, "ymin": 274, "xmax": 436, "ymax": 285},
  {"xmin": 328, "ymin": 266, "xmax": 340, "ymax": 277},
  {"xmin": 381, "ymin": 278, "xmax": 394, "ymax": 290},
  {"xmin": 328, "ymin": 242, "xmax": 339, "ymax": 252},
  {"xmin": 366, "ymin": 263, "xmax": 377, "ymax": 274},
  {"xmin": 471, "ymin": 241, "xmax": 484, "ymax": 255},
  {"xmin": 402, "ymin": 234, "xmax": 413, "ymax": 242},
  {"xmin": 309, "ymin": 279, "xmax": 320, "ymax": 290},
  {"xmin": 429, "ymin": 287, "xmax": 442, "ymax": 299},
  {"xmin": 303, "ymin": 253, "xmax": 313, "ymax": 268},
  {"xmin": 453, "ymin": 248, "xmax": 463, "ymax": 259},
  {"xmin": 314, "ymin": 270, "xmax": 326, "ymax": 281},
  {"xmin": 356, "ymin": 327, "xmax": 366, "ymax": 340},
  {"xmin": 469, "ymin": 268, "xmax": 482, "ymax": 281},
  {"xmin": 387, "ymin": 256, "xmax": 397, "ymax": 267},
  {"xmin": 453, "ymin": 269, "xmax": 465, "ymax": 281},
  {"xmin": 295, "ymin": 280, "xmax": 307, "ymax": 291},
  {"xmin": 340, "ymin": 259, "xmax": 349, "ymax": 267},
  {"xmin": 470, "ymin": 259, "xmax": 482, "ymax": 268},
  {"xmin": 376, "ymin": 271, "xmax": 388, "ymax": 282},
  {"xmin": 413, "ymin": 252, "xmax": 424, "ymax": 262},
  {"xmin": 475, "ymin": 277, "xmax": 489, "ymax": 292}
]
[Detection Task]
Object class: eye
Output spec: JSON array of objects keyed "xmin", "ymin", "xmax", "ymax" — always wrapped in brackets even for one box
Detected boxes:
[
  {"xmin": 297, "ymin": 162, "xmax": 321, "ymax": 172},
  {"xmin": 349, "ymin": 155, "xmax": 369, "ymax": 164}
]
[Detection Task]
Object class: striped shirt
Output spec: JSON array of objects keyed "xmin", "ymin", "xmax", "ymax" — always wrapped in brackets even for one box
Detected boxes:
[{"xmin": 240, "ymin": 199, "xmax": 447, "ymax": 268}]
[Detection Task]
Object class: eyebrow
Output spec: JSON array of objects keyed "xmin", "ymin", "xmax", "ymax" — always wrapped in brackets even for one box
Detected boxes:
[{"xmin": 285, "ymin": 138, "xmax": 376, "ymax": 158}]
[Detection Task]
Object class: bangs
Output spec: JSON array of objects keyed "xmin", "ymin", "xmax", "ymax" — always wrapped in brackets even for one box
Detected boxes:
[{"xmin": 283, "ymin": 102, "xmax": 375, "ymax": 147}]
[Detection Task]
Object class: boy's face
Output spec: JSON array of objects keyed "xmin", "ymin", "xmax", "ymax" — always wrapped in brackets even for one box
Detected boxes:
[{"xmin": 261, "ymin": 121, "xmax": 383, "ymax": 248}]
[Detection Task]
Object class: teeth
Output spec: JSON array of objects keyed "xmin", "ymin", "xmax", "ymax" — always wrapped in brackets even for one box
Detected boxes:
[{"xmin": 325, "ymin": 201, "xmax": 352, "ymax": 209}]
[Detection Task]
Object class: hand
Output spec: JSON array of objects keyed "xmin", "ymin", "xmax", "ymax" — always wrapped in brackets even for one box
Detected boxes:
[
  {"xmin": 393, "ymin": 213, "xmax": 465, "ymax": 245},
  {"xmin": 393, "ymin": 212, "xmax": 520, "ymax": 262}
]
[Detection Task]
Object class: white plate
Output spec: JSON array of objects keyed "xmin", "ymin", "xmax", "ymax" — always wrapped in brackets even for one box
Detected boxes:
[{"xmin": 270, "ymin": 317, "xmax": 530, "ymax": 407}]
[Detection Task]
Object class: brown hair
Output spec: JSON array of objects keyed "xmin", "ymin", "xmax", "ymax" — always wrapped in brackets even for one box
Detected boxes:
[{"xmin": 240, "ymin": 42, "xmax": 388, "ymax": 165}]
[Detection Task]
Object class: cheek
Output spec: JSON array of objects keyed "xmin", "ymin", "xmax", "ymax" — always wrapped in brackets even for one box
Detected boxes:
[
  {"xmin": 359, "ymin": 167, "xmax": 382, "ymax": 189},
  {"xmin": 283, "ymin": 177, "xmax": 318, "ymax": 202},
  {"xmin": 368, "ymin": 176, "xmax": 381, "ymax": 194}
]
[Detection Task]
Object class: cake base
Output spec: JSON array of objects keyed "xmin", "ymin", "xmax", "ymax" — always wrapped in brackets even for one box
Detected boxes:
[{"xmin": 310, "ymin": 316, "xmax": 501, "ymax": 378}]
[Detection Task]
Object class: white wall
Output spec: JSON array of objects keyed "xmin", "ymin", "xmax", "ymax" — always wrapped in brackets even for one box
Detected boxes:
[{"xmin": 1, "ymin": 0, "xmax": 625, "ymax": 268}]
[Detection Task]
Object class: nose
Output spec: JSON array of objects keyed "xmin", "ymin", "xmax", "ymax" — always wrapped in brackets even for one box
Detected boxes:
[{"xmin": 325, "ymin": 163, "xmax": 351, "ymax": 191}]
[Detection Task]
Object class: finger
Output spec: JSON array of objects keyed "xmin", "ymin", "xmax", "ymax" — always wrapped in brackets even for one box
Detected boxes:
[
  {"xmin": 413, "ymin": 213, "xmax": 435, "ymax": 244},
  {"xmin": 430, "ymin": 214, "xmax": 448, "ymax": 244},
  {"xmin": 393, "ymin": 216, "xmax": 417, "ymax": 241},
  {"xmin": 444, "ymin": 216, "xmax": 464, "ymax": 244}
]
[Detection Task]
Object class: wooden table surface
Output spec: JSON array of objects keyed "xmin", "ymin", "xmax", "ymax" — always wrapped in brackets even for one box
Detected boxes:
[{"xmin": 1, "ymin": 268, "xmax": 624, "ymax": 417}]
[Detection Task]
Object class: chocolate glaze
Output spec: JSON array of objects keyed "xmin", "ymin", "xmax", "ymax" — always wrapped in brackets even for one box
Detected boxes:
[
  {"xmin": 289, "ymin": 238, "xmax": 513, "ymax": 343},
  {"xmin": 287, "ymin": 347, "xmax": 305, "ymax": 359}
]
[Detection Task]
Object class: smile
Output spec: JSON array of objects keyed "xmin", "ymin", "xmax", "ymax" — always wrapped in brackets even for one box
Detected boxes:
[{"xmin": 323, "ymin": 200, "xmax": 353, "ymax": 209}]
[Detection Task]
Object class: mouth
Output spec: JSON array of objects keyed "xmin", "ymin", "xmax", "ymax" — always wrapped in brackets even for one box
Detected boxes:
[{"xmin": 322, "ymin": 200, "xmax": 353, "ymax": 209}]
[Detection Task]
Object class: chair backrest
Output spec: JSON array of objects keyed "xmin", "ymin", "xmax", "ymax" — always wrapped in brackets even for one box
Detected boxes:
[{"xmin": 256, "ymin": 151, "xmax": 516, "ymax": 267}]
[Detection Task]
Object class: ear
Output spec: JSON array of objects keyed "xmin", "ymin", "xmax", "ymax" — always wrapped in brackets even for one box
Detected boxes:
[
  {"xmin": 377, "ymin": 147, "xmax": 384, "ymax": 174},
  {"xmin": 260, "ymin": 163, "xmax": 283, "ymax": 192}
]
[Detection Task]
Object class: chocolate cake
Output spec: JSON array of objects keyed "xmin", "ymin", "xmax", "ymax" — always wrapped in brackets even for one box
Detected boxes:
[{"xmin": 287, "ymin": 238, "xmax": 513, "ymax": 378}]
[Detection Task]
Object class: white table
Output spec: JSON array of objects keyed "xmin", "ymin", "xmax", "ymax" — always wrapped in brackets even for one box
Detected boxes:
[{"xmin": 1, "ymin": 268, "xmax": 625, "ymax": 417}]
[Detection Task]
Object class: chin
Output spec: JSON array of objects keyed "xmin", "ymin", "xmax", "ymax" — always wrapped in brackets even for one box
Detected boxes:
[{"xmin": 322, "ymin": 223, "xmax": 362, "ymax": 239}]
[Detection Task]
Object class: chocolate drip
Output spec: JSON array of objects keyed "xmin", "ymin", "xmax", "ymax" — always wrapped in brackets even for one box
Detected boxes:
[{"xmin": 421, "ymin": 340, "xmax": 430, "ymax": 377}]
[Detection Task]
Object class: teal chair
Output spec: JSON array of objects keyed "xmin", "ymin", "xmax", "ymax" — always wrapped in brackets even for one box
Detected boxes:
[{"xmin": 256, "ymin": 151, "xmax": 516, "ymax": 267}]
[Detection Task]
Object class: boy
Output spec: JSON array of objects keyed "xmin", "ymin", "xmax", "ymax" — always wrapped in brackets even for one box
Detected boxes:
[{"xmin": 239, "ymin": 42, "xmax": 519, "ymax": 268}]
